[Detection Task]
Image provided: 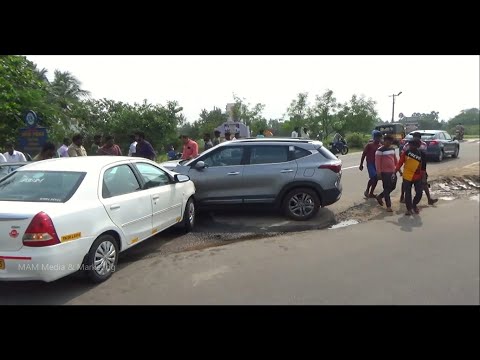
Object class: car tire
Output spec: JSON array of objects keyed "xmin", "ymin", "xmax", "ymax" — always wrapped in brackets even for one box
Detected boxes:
[
  {"xmin": 182, "ymin": 197, "xmax": 195, "ymax": 233},
  {"xmin": 436, "ymin": 149, "xmax": 444, "ymax": 162},
  {"xmin": 452, "ymin": 146, "xmax": 459, "ymax": 158},
  {"xmin": 85, "ymin": 234, "xmax": 119, "ymax": 284},
  {"xmin": 282, "ymin": 188, "xmax": 320, "ymax": 221}
]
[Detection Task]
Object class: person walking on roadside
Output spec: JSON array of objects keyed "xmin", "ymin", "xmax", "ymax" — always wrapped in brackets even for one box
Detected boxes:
[
  {"xmin": 359, "ymin": 130, "xmax": 382, "ymax": 198},
  {"xmin": 396, "ymin": 139, "xmax": 425, "ymax": 215},
  {"xmin": 134, "ymin": 131, "xmax": 156, "ymax": 160},
  {"xmin": 374, "ymin": 135, "xmax": 399, "ymax": 212},
  {"xmin": 4, "ymin": 143, "xmax": 27, "ymax": 162},
  {"xmin": 213, "ymin": 130, "xmax": 222, "ymax": 146},
  {"xmin": 399, "ymin": 132, "xmax": 438, "ymax": 205},
  {"xmin": 180, "ymin": 134, "xmax": 199, "ymax": 160},
  {"xmin": 128, "ymin": 135, "xmax": 137, "ymax": 157},
  {"xmin": 90, "ymin": 135, "xmax": 102, "ymax": 155},
  {"xmin": 33, "ymin": 142, "xmax": 57, "ymax": 161},
  {"xmin": 57, "ymin": 138, "xmax": 70, "ymax": 157},
  {"xmin": 68, "ymin": 134, "xmax": 88, "ymax": 157},
  {"xmin": 203, "ymin": 133, "xmax": 214, "ymax": 151},
  {"xmin": 97, "ymin": 135, "xmax": 122, "ymax": 156}
]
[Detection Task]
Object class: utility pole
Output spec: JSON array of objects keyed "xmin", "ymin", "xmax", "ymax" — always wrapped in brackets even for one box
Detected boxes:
[{"xmin": 389, "ymin": 91, "xmax": 402, "ymax": 122}]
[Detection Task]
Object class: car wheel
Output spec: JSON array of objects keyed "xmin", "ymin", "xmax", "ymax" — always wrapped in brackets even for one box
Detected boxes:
[
  {"xmin": 85, "ymin": 234, "xmax": 119, "ymax": 283},
  {"xmin": 452, "ymin": 146, "xmax": 459, "ymax": 158},
  {"xmin": 283, "ymin": 188, "xmax": 320, "ymax": 221},
  {"xmin": 182, "ymin": 197, "xmax": 195, "ymax": 233},
  {"xmin": 436, "ymin": 149, "xmax": 444, "ymax": 162}
]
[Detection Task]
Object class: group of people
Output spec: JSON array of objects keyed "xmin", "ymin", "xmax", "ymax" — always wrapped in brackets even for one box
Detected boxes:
[
  {"xmin": 0, "ymin": 131, "xmax": 159, "ymax": 164},
  {"xmin": 359, "ymin": 130, "xmax": 438, "ymax": 216}
]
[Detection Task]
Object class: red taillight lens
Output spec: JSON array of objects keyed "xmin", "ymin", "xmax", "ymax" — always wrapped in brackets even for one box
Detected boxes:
[
  {"xmin": 429, "ymin": 140, "xmax": 438, "ymax": 145},
  {"xmin": 23, "ymin": 212, "xmax": 60, "ymax": 247},
  {"xmin": 319, "ymin": 163, "xmax": 342, "ymax": 173}
]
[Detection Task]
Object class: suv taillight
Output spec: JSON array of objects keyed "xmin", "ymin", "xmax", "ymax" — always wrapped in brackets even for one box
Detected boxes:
[
  {"xmin": 23, "ymin": 212, "xmax": 60, "ymax": 247},
  {"xmin": 319, "ymin": 164, "xmax": 342, "ymax": 173},
  {"xmin": 429, "ymin": 140, "xmax": 439, "ymax": 145}
]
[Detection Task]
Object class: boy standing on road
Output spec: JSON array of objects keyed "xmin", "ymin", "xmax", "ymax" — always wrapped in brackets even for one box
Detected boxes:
[
  {"xmin": 359, "ymin": 130, "xmax": 382, "ymax": 198},
  {"xmin": 396, "ymin": 139, "xmax": 425, "ymax": 215},
  {"xmin": 375, "ymin": 135, "xmax": 398, "ymax": 212},
  {"xmin": 399, "ymin": 132, "xmax": 438, "ymax": 205}
]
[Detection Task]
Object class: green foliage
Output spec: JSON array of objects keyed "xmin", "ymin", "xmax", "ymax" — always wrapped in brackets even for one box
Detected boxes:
[
  {"xmin": 337, "ymin": 95, "xmax": 377, "ymax": 135},
  {"xmin": 345, "ymin": 132, "xmax": 367, "ymax": 148},
  {"xmin": 0, "ymin": 55, "xmax": 59, "ymax": 146}
]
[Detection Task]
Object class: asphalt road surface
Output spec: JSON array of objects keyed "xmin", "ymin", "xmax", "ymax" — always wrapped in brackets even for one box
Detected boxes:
[{"xmin": 1, "ymin": 195, "xmax": 477, "ymax": 305}]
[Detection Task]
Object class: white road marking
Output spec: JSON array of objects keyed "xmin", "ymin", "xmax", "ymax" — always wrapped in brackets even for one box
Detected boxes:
[
  {"xmin": 343, "ymin": 165, "xmax": 359, "ymax": 170},
  {"xmin": 329, "ymin": 219, "xmax": 359, "ymax": 229},
  {"xmin": 269, "ymin": 221, "xmax": 291, "ymax": 227}
]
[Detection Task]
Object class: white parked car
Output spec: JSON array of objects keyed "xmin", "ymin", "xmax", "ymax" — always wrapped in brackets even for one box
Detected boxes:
[{"xmin": 0, "ymin": 156, "xmax": 196, "ymax": 283}]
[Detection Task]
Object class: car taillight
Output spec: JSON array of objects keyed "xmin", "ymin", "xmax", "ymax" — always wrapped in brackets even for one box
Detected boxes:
[
  {"xmin": 319, "ymin": 163, "xmax": 342, "ymax": 173},
  {"xmin": 23, "ymin": 212, "xmax": 60, "ymax": 247},
  {"xmin": 429, "ymin": 140, "xmax": 439, "ymax": 145}
]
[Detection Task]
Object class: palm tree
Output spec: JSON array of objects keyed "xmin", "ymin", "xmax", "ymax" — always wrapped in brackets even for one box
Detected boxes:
[
  {"xmin": 34, "ymin": 67, "xmax": 49, "ymax": 83},
  {"xmin": 50, "ymin": 70, "xmax": 90, "ymax": 110}
]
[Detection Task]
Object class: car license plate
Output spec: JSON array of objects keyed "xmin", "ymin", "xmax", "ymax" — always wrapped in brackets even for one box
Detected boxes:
[{"xmin": 0, "ymin": 259, "xmax": 4, "ymax": 270}]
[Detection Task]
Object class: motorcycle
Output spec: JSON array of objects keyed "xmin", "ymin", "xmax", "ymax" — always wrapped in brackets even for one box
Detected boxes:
[
  {"xmin": 455, "ymin": 129, "xmax": 464, "ymax": 141},
  {"xmin": 329, "ymin": 139, "xmax": 349, "ymax": 155}
]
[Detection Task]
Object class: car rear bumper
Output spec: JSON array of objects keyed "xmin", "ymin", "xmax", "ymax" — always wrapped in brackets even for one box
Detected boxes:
[
  {"xmin": 321, "ymin": 186, "xmax": 342, "ymax": 206},
  {"xmin": 0, "ymin": 236, "xmax": 94, "ymax": 282}
]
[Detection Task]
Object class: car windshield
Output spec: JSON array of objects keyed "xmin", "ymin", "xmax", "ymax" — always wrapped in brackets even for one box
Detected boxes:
[
  {"xmin": 0, "ymin": 171, "xmax": 86, "ymax": 203},
  {"xmin": 406, "ymin": 133, "xmax": 436, "ymax": 140}
]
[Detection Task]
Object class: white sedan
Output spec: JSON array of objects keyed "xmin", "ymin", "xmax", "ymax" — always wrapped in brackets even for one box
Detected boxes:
[{"xmin": 0, "ymin": 156, "xmax": 196, "ymax": 283}]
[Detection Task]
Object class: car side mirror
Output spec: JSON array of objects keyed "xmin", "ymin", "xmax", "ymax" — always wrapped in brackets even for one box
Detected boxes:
[
  {"xmin": 195, "ymin": 161, "xmax": 206, "ymax": 170},
  {"xmin": 174, "ymin": 174, "xmax": 190, "ymax": 183}
]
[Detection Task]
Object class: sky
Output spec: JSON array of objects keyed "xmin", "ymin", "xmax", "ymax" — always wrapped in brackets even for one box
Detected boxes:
[{"xmin": 26, "ymin": 55, "xmax": 479, "ymax": 123}]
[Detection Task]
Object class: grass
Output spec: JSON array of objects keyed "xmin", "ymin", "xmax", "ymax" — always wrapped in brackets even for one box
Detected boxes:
[{"xmin": 463, "ymin": 135, "xmax": 479, "ymax": 139}]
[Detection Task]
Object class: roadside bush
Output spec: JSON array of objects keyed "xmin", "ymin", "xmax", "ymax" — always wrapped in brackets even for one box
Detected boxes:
[{"xmin": 346, "ymin": 132, "xmax": 366, "ymax": 148}]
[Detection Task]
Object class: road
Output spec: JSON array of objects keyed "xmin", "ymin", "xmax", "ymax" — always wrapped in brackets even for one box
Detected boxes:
[
  {"xmin": 0, "ymin": 140, "xmax": 478, "ymax": 304},
  {"xmin": 1, "ymin": 196, "xmax": 477, "ymax": 305}
]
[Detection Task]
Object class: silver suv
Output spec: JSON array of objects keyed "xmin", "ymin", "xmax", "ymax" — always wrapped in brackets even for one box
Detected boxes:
[{"xmin": 164, "ymin": 138, "xmax": 342, "ymax": 220}]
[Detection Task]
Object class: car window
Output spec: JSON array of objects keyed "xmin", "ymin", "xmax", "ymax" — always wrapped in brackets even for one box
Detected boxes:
[
  {"xmin": 437, "ymin": 132, "xmax": 445, "ymax": 140},
  {"xmin": 0, "ymin": 171, "xmax": 85, "ymax": 203},
  {"xmin": 291, "ymin": 146, "xmax": 312, "ymax": 160},
  {"xmin": 203, "ymin": 147, "xmax": 244, "ymax": 167},
  {"xmin": 249, "ymin": 146, "xmax": 288, "ymax": 164},
  {"xmin": 103, "ymin": 165, "xmax": 140, "ymax": 198},
  {"xmin": 444, "ymin": 132, "xmax": 452, "ymax": 140},
  {"xmin": 135, "ymin": 162, "xmax": 171, "ymax": 189}
]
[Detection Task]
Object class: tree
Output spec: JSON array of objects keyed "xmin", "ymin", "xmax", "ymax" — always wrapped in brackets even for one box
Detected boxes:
[
  {"xmin": 286, "ymin": 92, "xmax": 311, "ymax": 133},
  {"xmin": 309, "ymin": 90, "xmax": 339, "ymax": 138},
  {"xmin": 0, "ymin": 55, "xmax": 60, "ymax": 146},
  {"xmin": 410, "ymin": 111, "xmax": 442, "ymax": 130},
  {"xmin": 49, "ymin": 70, "xmax": 90, "ymax": 110},
  {"xmin": 337, "ymin": 94, "xmax": 378, "ymax": 135},
  {"xmin": 231, "ymin": 94, "xmax": 267, "ymax": 134}
]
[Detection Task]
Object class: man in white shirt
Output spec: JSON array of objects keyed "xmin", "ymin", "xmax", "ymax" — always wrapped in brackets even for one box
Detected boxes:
[
  {"xmin": 291, "ymin": 127, "xmax": 299, "ymax": 138},
  {"xmin": 0, "ymin": 153, "xmax": 6, "ymax": 162},
  {"xmin": 4, "ymin": 143, "xmax": 27, "ymax": 162},
  {"xmin": 57, "ymin": 138, "xmax": 70, "ymax": 157},
  {"xmin": 128, "ymin": 135, "xmax": 137, "ymax": 157}
]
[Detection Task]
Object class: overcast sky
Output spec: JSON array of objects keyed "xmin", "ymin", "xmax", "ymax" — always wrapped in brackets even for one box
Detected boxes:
[{"xmin": 26, "ymin": 55, "xmax": 479, "ymax": 123}]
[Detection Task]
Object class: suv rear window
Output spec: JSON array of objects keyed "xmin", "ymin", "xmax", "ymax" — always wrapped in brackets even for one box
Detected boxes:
[
  {"xmin": 317, "ymin": 146, "xmax": 338, "ymax": 160},
  {"xmin": 0, "ymin": 171, "xmax": 86, "ymax": 203}
]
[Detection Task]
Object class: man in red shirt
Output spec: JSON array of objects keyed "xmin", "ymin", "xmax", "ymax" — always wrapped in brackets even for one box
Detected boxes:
[
  {"xmin": 359, "ymin": 130, "xmax": 382, "ymax": 198},
  {"xmin": 180, "ymin": 135, "xmax": 199, "ymax": 160},
  {"xmin": 97, "ymin": 135, "xmax": 122, "ymax": 156}
]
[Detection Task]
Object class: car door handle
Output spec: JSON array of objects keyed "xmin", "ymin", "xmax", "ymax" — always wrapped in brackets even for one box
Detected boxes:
[
  {"xmin": 152, "ymin": 195, "xmax": 160, "ymax": 200},
  {"xmin": 110, "ymin": 204, "xmax": 121, "ymax": 210},
  {"xmin": 227, "ymin": 172, "xmax": 240, "ymax": 175},
  {"xmin": 280, "ymin": 169, "xmax": 294, "ymax": 173}
]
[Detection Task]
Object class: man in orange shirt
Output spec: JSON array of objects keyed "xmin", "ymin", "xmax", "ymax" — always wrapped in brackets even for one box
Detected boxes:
[{"xmin": 180, "ymin": 135, "xmax": 199, "ymax": 160}]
